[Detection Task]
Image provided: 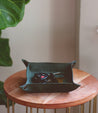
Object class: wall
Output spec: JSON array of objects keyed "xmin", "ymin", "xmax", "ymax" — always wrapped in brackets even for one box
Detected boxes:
[
  {"xmin": 79, "ymin": 0, "xmax": 98, "ymax": 112},
  {"xmin": 79, "ymin": 0, "xmax": 98, "ymax": 78},
  {"xmin": 0, "ymin": 0, "xmax": 76, "ymax": 113}
]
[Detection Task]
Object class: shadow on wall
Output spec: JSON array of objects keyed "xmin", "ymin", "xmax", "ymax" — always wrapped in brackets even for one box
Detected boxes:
[{"xmin": 50, "ymin": 0, "xmax": 76, "ymax": 63}]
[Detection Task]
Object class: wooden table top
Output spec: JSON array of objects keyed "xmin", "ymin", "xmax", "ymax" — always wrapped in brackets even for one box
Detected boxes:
[{"xmin": 4, "ymin": 69, "xmax": 98, "ymax": 109}]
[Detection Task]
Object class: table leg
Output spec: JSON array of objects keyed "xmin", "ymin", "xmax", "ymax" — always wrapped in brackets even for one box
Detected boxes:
[
  {"xmin": 66, "ymin": 108, "xmax": 68, "ymax": 113},
  {"xmin": 7, "ymin": 98, "xmax": 10, "ymax": 113},
  {"xmin": 68, "ymin": 107, "xmax": 71, "ymax": 113},
  {"xmin": 44, "ymin": 109, "xmax": 46, "ymax": 113},
  {"xmin": 93, "ymin": 96, "xmax": 97, "ymax": 113},
  {"xmin": 12, "ymin": 101, "xmax": 15, "ymax": 113},
  {"xmin": 81, "ymin": 104, "xmax": 84, "ymax": 113},
  {"xmin": 37, "ymin": 108, "xmax": 39, "ymax": 113},
  {"xmin": 89, "ymin": 100, "xmax": 91, "ymax": 113},
  {"xmin": 66, "ymin": 107, "xmax": 70, "ymax": 113},
  {"xmin": 26, "ymin": 107, "xmax": 28, "ymax": 113},
  {"xmin": 30, "ymin": 107, "xmax": 32, "ymax": 113},
  {"xmin": 54, "ymin": 109, "xmax": 56, "ymax": 113}
]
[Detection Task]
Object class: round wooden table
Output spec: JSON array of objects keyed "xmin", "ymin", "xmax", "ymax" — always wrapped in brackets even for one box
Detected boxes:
[{"xmin": 4, "ymin": 69, "xmax": 98, "ymax": 113}]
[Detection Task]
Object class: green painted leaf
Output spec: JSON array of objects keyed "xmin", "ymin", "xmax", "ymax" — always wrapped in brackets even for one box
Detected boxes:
[
  {"xmin": 0, "ymin": 81, "xmax": 12, "ymax": 106},
  {"xmin": 0, "ymin": 38, "xmax": 12, "ymax": 66},
  {"xmin": 0, "ymin": 0, "xmax": 26, "ymax": 29},
  {"xmin": 0, "ymin": 30, "xmax": 1, "ymax": 37},
  {"xmin": 25, "ymin": 0, "xmax": 30, "ymax": 4}
]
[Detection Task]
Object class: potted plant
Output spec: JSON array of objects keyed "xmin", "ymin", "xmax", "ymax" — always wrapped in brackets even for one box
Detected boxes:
[{"xmin": 0, "ymin": 0, "xmax": 30, "ymax": 106}]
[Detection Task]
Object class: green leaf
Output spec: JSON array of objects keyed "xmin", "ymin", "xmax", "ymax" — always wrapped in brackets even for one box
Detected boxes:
[
  {"xmin": 0, "ymin": 30, "xmax": 1, "ymax": 37},
  {"xmin": 0, "ymin": 38, "xmax": 12, "ymax": 66},
  {"xmin": 0, "ymin": 81, "xmax": 12, "ymax": 107},
  {"xmin": 0, "ymin": 0, "xmax": 26, "ymax": 29},
  {"xmin": 25, "ymin": 0, "xmax": 30, "ymax": 4}
]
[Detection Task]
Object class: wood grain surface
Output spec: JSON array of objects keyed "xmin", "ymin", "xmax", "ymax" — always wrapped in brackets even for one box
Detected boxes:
[{"xmin": 4, "ymin": 69, "xmax": 98, "ymax": 109}]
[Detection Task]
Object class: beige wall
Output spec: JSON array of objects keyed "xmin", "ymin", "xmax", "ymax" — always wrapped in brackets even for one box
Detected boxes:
[
  {"xmin": 79, "ymin": 1, "xmax": 98, "ymax": 112},
  {"xmin": 79, "ymin": 0, "xmax": 98, "ymax": 78},
  {"xmin": 0, "ymin": 0, "xmax": 77, "ymax": 113}
]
